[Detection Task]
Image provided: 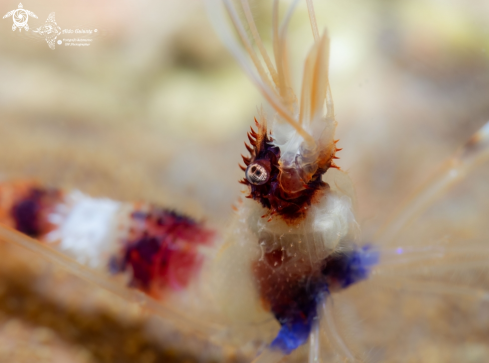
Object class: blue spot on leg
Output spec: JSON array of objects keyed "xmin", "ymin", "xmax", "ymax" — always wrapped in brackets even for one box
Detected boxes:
[
  {"xmin": 322, "ymin": 244, "xmax": 380, "ymax": 289},
  {"xmin": 263, "ymin": 245, "xmax": 379, "ymax": 355},
  {"xmin": 270, "ymin": 321, "xmax": 314, "ymax": 355}
]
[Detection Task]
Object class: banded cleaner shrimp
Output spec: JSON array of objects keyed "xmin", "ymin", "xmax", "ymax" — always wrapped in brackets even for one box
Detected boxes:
[{"xmin": 1, "ymin": 0, "xmax": 489, "ymax": 362}]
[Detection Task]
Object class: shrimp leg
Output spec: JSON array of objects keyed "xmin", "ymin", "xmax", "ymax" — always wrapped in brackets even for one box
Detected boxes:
[
  {"xmin": 376, "ymin": 121, "xmax": 489, "ymax": 245},
  {"xmin": 0, "ymin": 224, "xmax": 222, "ymax": 335},
  {"xmin": 321, "ymin": 298, "xmax": 358, "ymax": 362}
]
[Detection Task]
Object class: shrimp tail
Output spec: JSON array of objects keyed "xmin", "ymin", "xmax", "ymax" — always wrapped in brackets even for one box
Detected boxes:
[{"xmin": 0, "ymin": 181, "xmax": 215, "ymax": 298}]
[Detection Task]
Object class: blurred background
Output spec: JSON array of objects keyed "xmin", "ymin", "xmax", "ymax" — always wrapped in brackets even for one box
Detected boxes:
[{"xmin": 0, "ymin": 0, "xmax": 488, "ymax": 362}]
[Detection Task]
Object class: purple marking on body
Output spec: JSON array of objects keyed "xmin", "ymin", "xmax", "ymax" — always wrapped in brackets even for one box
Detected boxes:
[
  {"xmin": 322, "ymin": 245, "xmax": 379, "ymax": 290},
  {"xmin": 259, "ymin": 244, "xmax": 379, "ymax": 355}
]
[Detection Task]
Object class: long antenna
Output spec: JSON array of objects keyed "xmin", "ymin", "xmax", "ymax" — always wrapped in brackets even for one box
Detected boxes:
[
  {"xmin": 306, "ymin": 0, "xmax": 320, "ymax": 41},
  {"xmin": 377, "ymin": 121, "xmax": 489, "ymax": 245},
  {"xmin": 240, "ymin": 0, "xmax": 278, "ymax": 83}
]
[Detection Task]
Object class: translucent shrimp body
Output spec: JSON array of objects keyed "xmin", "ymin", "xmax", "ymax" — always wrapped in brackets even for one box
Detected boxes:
[
  {"xmin": 1, "ymin": 1, "xmax": 489, "ymax": 362},
  {"xmin": 205, "ymin": 0, "xmax": 378, "ymax": 359}
]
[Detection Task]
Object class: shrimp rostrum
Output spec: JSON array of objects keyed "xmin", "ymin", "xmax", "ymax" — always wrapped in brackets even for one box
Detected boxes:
[{"xmin": 2, "ymin": 0, "xmax": 489, "ymax": 362}]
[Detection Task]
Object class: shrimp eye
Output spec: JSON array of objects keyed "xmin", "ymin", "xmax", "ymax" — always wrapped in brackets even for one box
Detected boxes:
[{"xmin": 245, "ymin": 162, "xmax": 269, "ymax": 185}]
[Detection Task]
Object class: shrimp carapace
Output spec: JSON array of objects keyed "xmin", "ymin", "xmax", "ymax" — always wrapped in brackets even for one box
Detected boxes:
[{"xmin": 240, "ymin": 118, "xmax": 341, "ymax": 223}]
